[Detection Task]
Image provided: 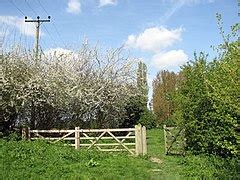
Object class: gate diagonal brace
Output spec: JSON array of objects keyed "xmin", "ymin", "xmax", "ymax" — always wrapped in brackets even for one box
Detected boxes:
[
  {"xmin": 113, "ymin": 132, "xmax": 133, "ymax": 150},
  {"xmin": 107, "ymin": 131, "xmax": 134, "ymax": 155},
  {"xmin": 34, "ymin": 133, "xmax": 45, "ymax": 139},
  {"xmin": 167, "ymin": 128, "xmax": 184, "ymax": 153},
  {"xmin": 82, "ymin": 133, "xmax": 102, "ymax": 151},
  {"xmin": 53, "ymin": 132, "xmax": 74, "ymax": 143},
  {"xmin": 87, "ymin": 131, "xmax": 106, "ymax": 150}
]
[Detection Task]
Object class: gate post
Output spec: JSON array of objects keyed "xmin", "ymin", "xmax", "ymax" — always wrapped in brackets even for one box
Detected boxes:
[
  {"xmin": 142, "ymin": 126, "xmax": 147, "ymax": 155},
  {"xmin": 75, "ymin": 127, "xmax": 80, "ymax": 149},
  {"xmin": 22, "ymin": 127, "xmax": 27, "ymax": 140},
  {"xmin": 22, "ymin": 127, "xmax": 31, "ymax": 140},
  {"xmin": 28, "ymin": 127, "xmax": 31, "ymax": 140},
  {"xmin": 135, "ymin": 124, "xmax": 142, "ymax": 155},
  {"xmin": 163, "ymin": 125, "xmax": 167, "ymax": 154}
]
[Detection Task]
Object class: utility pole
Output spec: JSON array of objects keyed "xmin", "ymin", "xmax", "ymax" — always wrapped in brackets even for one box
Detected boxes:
[{"xmin": 25, "ymin": 16, "xmax": 50, "ymax": 62}]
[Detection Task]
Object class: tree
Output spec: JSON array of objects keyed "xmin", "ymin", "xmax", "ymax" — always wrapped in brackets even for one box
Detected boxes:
[
  {"xmin": 121, "ymin": 61, "xmax": 149, "ymax": 128},
  {"xmin": 137, "ymin": 61, "xmax": 148, "ymax": 107},
  {"xmin": 152, "ymin": 70, "xmax": 182, "ymax": 125},
  {"xmin": 175, "ymin": 49, "xmax": 238, "ymax": 156},
  {"xmin": 172, "ymin": 17, "xmax": 239, "ymax": 156},
  {"xmin": 1, "ymin": 44, "xmax": 140, "ymax": 132}
]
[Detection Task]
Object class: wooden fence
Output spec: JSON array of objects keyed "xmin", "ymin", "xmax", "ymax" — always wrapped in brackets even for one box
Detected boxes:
[
  {"xmin": 163, "ymin": 125, "xmax": 185, "ymax": 155},
  {"xmin": 22, "ymin": 124, "xmax": 147, "ymax": 156}
]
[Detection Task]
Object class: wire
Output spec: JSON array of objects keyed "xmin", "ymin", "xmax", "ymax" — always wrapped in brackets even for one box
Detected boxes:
[
  {"xmin": 40, "ymin": 38, "xmax": 47, "ymax": 49},
  {"xmin": 37, "ymin": 0, "xmax": 67, "ymax": 48},
  {"xmin": 26, "ymin": 0, "xmax": 60, "ymax": 47},
  {"xmin": 42, "ymin": 24, "xmax": 58, "ymax": 47},
  {"xmin": 37, "ymin": 0, "xmax": 48, "ymax": 15},
  {"xmin": 25, "ymin": 0, "xmax": 38, "ymax": 16},
  {"xmin": 9, "ymin": 0, "xmax": 26, "ymax": 16},
  {"xmin": 51, "ymin": 22, "xmax": 67, "ymax": 48}
]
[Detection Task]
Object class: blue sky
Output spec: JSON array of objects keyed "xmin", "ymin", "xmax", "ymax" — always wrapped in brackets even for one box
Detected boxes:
[{"xmin": 0, "ymin": 0, "xmax": 239, "ymax": 98}]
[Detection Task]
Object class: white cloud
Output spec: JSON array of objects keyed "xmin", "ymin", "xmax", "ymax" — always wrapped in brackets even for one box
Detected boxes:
[
  {"xmin": 0, "ymin": 16, "xmax": 39, "ymax": 37},
  {"xmin": 151, "ymin": 50, "xmax": 188, "ymax": 71},
  {"xmin": 99, "ymin": 0, "xmax": 117, "ymax": 7},
  {"xmin": 125, "ymin": 27, "xmax": 183, "ymax": 52},
  {"xmin": 44, "ymin": 48, "xmax": 73, "ymax": 57},
  {"xmin": 66, "ymin": 0, "xmax": 81, "ymax": 14}
]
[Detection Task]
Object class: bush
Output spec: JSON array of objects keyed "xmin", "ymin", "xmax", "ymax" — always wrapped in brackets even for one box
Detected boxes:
[
  {"xmin": 139, "ymin": 109, "xmax": 157, "ymax": 129},
  {"xmin": 1, "ymin": 45, "xmax": 140, "ymax": 132},
  {"xmin": 175, "ymin": 50, "xmax": 238, "ymax": 156},
  {"xmin": 171, "ymin": 19, "xmax": 239, "ymax": 157},
  {"xmin": 179, "ymin": 154, "xmax": 239, "ymax": 178}
]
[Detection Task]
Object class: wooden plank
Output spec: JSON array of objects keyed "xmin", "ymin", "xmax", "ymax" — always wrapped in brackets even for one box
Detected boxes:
[
  {"xmin": 30, "ymin": 130, "xmax": 74, "ymax": 133},
  {"xmin": 75, "ymin": 127, "xmax": 80, "ymax": 149},
  {"xmin": 30, "ymin": 128, "xmax": 135, "ymax": 133},
  {"xmin": 22, "ymin": 127, "xmax": 27, "ymax": 140},
  {"xmin": 135, "ymin": 124, "xmax": 142, "ymax": 155},
  {"xmin": 142, "ymin": 126, "xmax": 147, "ymax": 155},
  {"xmin": 31, "ymin": 137, "xmax": 75, "ymax": 140},
  {"xmin": 164, "ymin": 126, "xmax": 176, "ymax": 130},
  {"xmin": 33, "ymin": 133, "xmax": 45, "ymax": 139},
  {"xmin": 163, "ymin": 125, "xmax": 168, "ymax": 155},
  {"xmin": 77, "ymin": 128, "xmax": 135, "ymax": 133},
  {"xmin": 99, "ymin": 149, "xmax": 135, "ymax": 152},
  {"xmin": 32, "ymin": 136, "xmax": 135, "ymax": 140},
  {"xmin": 87, "ymin": 131, "xmax": 106, "ymax": 150},
  {"xmin": 114, "ymin": 132, "xmax": 133, "ymax": 150},
  {"xmin": 79, "ymin": 143, "xmax": 135, "ymax": 146},
  {"xmin": 82, "ymin": 133, "xmax": 102, "ymax": 151},
  {"xmin": 50, "ymin": 132, "xmax": 74, "ymax": 143},
  {"xmin": 81, "ymin": 136, "xmax": 135, "ymax": 140},
  {"xmin": 166, "ymin": 128, "xmax": 184, "ymax": 154},
  {"xmin": 28, "ymin": 127, "xmax": 31, "ymax": 140},
  {"xmin": 107, "ymin": 131, "xmax": 134, "ymax": 155}
]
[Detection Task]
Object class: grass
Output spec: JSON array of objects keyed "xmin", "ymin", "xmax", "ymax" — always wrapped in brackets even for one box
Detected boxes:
[{"xmin": 0, "ymin": 129, "xmax": 239, "ymax": 179}]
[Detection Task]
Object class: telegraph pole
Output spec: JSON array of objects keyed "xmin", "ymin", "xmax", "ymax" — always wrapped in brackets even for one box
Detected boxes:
[{"xmin": 25, "ymin": 16, "xmax": 50, "ymax": 62}]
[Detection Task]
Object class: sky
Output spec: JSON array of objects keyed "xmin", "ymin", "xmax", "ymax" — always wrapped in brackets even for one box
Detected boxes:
[{"xmin": 0, "ymin": 0, "xmax": 239, "ymax": 99}]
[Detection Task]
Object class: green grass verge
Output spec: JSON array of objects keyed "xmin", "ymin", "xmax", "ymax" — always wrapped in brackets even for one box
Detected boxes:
[{"xmin": 0, "ymin": 129, "xmax": 239, "ymax": 179}]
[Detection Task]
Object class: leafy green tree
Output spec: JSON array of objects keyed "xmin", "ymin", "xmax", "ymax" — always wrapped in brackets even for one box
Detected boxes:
[
  {"xmin": 121, "ymin": 96, "xmax": 144, "ymax": 128},
  {"xmin": 139, "ymin": 109, "xmax": 156, "ymax": 129},
  {"xmin": 137, "ymin": 61, "xmax": 148, "ymax": 107},
  {"xmin": 172, "ymin": 16, "xmax": 239, "ymax": 157},
  {"xmin": 121, "ymin": 61, "xmax": 149, "ymax": 128},
  {"xmin": 152, "ymin": 70, "xmax": 182, "ymax": 125}
]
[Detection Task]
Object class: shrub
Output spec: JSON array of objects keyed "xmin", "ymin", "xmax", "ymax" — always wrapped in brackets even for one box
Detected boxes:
[
  {"xmin": 1, "ymin": 45, "xmax": 140, "ymax": 132},
  {"xmin": 139, "ymin": 109, "xmax": 157, "ymax": 129},
  {"xmin": 172, "ymin": 18, "xmax": 239, "ymax": 157}
]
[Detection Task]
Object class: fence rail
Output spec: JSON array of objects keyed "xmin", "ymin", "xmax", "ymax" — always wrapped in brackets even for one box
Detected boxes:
[{"xmin": 22, "ymin": 124, "xmax": 147, "ymax": 156}]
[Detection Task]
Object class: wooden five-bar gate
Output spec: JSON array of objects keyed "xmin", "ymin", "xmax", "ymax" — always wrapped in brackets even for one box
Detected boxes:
[
  {"xmin": 163, "ymin": 125, "xmax": 185, "ymax": 155},
  {"xmin": 22, "ymin": 124, "xmax": 147, "ymax": 156}
]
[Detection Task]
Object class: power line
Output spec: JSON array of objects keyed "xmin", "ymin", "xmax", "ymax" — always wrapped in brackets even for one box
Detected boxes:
[
  {"xmin": 9, "ymin": 0, "xmax": 62, "ymax": 50},
  {"xmin": 51, "ymin": 22, "xmax": 67, "ymax": 48},
  {"xmin": 37, "ymin": 0, "xmax": 67, "ymax": 48},
  {"xmin": 25, "ymin": 0, "xmax": 60, "ymax": 48},
  {"xmin": 9, "ymin": 0, "xmax": 26, "ymax": 16},
  {"xmin": 37, "ymin": 0, "xmax": 48, "ymax": 15},
  {"xmin": 25, "ymin": 0, "xmax": 38, "ymax": 16},
  {"xmin": 42, "ymin": 24, "xmax": 58, "ymax": 47},
  {"xmin": 25, "ymin": 16, "xmax": 51, "ymax": 61}
]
